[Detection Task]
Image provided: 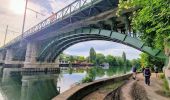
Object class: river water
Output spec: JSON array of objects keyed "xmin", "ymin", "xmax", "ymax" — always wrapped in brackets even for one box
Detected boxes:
[{"xmin": 0, "ymin": 67, "xmax": 129, "ymax": 100}]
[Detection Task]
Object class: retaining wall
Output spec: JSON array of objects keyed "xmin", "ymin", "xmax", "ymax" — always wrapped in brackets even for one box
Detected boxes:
[{"xmin": 53, "ymin": 73, "xmax": 132, "ymax": 100}]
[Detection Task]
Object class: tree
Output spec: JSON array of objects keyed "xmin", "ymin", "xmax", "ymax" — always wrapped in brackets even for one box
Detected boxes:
[
  {"xmin": 77, "ymin": 56, "xmax": 85, "ymax": 62},
  {"xmin": 118, "ymin": 0, "xmax": 170, "ymax": 50},
  {"xmin": 89, "ymin": 47, "xmax": 96, "ymax": 63},
  {"xmin": 116, "ymin": 57, "xmax": 123, "ymax": 66},
  {"xmin": 164, "ymin": 36, "xmax": 170, "ymax": 68},
  {"xmin": 96, "ymin": 53, "xmax": 105, "ymax": 65},
  {"xmin": 122, "ymin": 52, "xmax": 127, "ymax": 74},
  {"xmin": 69, "ymin": 55, "xmax": 75, "ymax": 63},
  {"xmin": 106, "ymin": 55, "xmax": 117, "ymax": 66},
  {"xmin": 140, "ymin": 53, "xmax": 164, "ymax": 70}
]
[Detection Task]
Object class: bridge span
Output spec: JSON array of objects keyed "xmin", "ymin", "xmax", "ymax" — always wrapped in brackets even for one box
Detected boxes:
[{"xmin": 0, "ymin": 0, "xmax": 166, "ymax": 68}]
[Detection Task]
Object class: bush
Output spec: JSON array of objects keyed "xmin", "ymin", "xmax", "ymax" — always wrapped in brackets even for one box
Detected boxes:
[
  {"xmin": 159, "ymin": 73, "xmax": 165, "ymax": 79},
  {"xmin": 159, "ymin": 73, "xmax": 170, "ymax": 96},
  {"xmin": 81, "ymin": 76, "xmax": 93, "ymax": 83},
  {"xmin": 163, "ymin": 78, "xmax": 170, "ymax": 96}
]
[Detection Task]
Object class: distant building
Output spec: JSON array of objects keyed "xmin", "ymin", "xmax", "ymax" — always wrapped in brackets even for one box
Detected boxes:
[{"xmin": 101, "ymin": 63, "xmax": 109, "ymax": 69}]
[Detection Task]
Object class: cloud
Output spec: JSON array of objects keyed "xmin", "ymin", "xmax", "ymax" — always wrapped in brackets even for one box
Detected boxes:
[
  {"xmin": 0, "ymin": 0, "xmax": 51, "ymax": 46},
  {"xmin": 0, "ymin": 0, "xmax": 77, "ymax": 46},
  {"xmin": 63, "ymin": 40, "xmax": 142, "ymax": 60}
]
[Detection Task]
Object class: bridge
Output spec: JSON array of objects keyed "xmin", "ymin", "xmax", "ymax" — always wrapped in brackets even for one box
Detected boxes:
[{"xmin": 0, "ymin": 0, "xmax": 166, "ymax": 68}]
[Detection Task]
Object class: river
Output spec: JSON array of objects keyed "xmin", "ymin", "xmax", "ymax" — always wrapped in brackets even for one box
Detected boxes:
[{"xmin": 0, "ymin": 66, "xmax": 130, "ymax": 100}]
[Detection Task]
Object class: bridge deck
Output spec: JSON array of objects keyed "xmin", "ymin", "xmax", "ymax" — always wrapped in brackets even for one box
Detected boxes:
[{"xmin": 0, "ymin": 0, "xmax": 118, "ymax": 50}]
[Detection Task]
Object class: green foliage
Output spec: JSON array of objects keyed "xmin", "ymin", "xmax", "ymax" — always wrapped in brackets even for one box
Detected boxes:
[
  {"xmin": 118, "ymin": 0, "xmax": 170, "ymax": 50},
  {"xmin": 89, "ymin": 47, "xmax": 96, "ymax": 63},
  {"xmin": 164, "ymin": 36, "xmax": 170, "ymax": 48},
  {"xmin": 115, "ymin": 57, "xmax": 124, "ymax": 66},
  {"xmin": 96, "ymin": 53, "xmax": 105, "ymax": 65},
  {"xmin": 59, "ymin": 48, "xmax": 141, "ymax": 68},
  {"xmin": 122, "ymin": 52, "xmax": 127, "ymax": 74},
  {"xmin": 81, "ymin": 67, "xmax": 96, "ymax": 83},
  {"xmin": 159, "ymin": 73, "xmax": 165, "ymax": 79},
  {"xmin": 159, "ymin": 73, "xmax": 170, "ymax": 96},
  {"xmin": 105, "ymin": 55, "xmax": 116, "ymax": 66},
  {"xmin": 76, "ymin": 56, "xmax": 85, "ymax": 62},
  {"xmin": 81, "ymin": 76, "xmax": 93, "ymax": 83},
  {"xmin": 140, "ymin": 53, "xmax": 164, "ymax": 70}
]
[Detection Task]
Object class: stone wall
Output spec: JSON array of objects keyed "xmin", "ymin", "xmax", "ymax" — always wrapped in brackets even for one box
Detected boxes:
[{"xmin": 53, "ymin": 73, "xmax": 132, "ymax": 100}]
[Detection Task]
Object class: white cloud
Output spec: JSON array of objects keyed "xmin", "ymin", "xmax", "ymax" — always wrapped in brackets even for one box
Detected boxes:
[{"xmin": 63, "ymin": 40, "xmax": 142, "ymax": 60}]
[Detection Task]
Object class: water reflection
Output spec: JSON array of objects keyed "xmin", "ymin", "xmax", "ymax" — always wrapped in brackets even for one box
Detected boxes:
[
  {"xmin": 0, "ymin": 68, "xmax": 59, "ymax": 100},
  {"xmin": 0, "ymin": 66, "xmax": 131, "ymax": 100}
]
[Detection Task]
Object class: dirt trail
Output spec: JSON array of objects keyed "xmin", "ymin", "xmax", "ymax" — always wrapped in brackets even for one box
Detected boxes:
[
  {"xmin": 121, "ymin": 73, "xmax": 170, "ymax": 100},
  {"xmin": 137, "ymin": 73, "xmax": 169, "ymax": 100},
  {"xmin": 82, "ymin": 73, "xmax": 170, "ymax": 100}
]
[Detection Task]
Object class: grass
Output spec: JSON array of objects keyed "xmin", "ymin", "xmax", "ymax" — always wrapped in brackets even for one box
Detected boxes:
[{"xmin": 159, "ymin": 73, "xmax": 170, "ymax": 97}]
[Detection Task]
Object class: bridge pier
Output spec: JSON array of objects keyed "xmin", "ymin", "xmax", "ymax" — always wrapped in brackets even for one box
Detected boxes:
[
  {"xmin": 0, "ymin": 52, "xmax": 4, "ymax": 64},
  {"xmin": 5, "ymin": 49, "xmax": 13, "ymax": 64},
  {"xmin": 24, "ymin": 42, "xmax": 59, "ymax": 68},
  {"xmin": 3, "ymin": 48, "xmax": 23, "ymax": 67},
  {"xmin": 20, "ymin": 74, "xmax": 59, "ymax": 100}
]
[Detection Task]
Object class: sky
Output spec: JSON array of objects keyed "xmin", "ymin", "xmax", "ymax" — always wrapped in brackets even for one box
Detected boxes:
[{"xmin": 0, "ymin": 0, "xmax": 141, "ymax": 60}]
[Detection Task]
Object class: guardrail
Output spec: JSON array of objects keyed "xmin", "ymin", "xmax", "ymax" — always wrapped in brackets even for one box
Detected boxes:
[{"xmin": 0, "ymin": 0, "xmax": 99, "ymax": 49}]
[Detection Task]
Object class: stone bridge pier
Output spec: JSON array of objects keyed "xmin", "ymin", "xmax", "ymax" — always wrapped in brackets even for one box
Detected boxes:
[
  {"xmin": 0, "ymin": 52, "xmax": 4, "ymax": 65},
  {"xmin": 0, "ymin": 41, "xmax": 59, "ymax": 68},
  {"xmin": 24, "ymin": 41, "xmax": 59, "ymax": 68}
]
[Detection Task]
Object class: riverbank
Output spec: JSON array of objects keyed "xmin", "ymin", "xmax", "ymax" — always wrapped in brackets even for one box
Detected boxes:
[{"xmin": 53, "ymin": 74, "xmax": 132, "ymax": 100}]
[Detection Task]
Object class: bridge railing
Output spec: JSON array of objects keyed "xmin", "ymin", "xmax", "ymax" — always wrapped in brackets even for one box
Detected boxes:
[{"xmin": 2, "ymin": 0, "xmax": 98, "ymax": 49}]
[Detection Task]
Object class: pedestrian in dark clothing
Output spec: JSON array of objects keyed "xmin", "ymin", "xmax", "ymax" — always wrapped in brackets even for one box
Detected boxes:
[
  {"xmin": 132, "ymin": 66, "xmax": 137, "ymax": 80},
  {"xmin": 141, "ymin": 67, "xmax": 145, "ymax": 76},
  {"xmin": 144, "ymin": 67, "xmax": 151, "ymax": 85},
  {"xmin": 154, "ymin": 65, "xmax": 158, "ymax": 78}
]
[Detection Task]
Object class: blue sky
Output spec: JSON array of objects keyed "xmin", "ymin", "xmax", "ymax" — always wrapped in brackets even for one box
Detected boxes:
[{"xmin": 0, "ymin": 0, "xmax": 141, "ymax": 60}]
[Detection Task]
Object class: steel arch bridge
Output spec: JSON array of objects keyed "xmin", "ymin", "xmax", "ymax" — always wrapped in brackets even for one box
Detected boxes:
[{"xmin": 37, "ymin": 27, "xmax": 166, "ymax": 62}]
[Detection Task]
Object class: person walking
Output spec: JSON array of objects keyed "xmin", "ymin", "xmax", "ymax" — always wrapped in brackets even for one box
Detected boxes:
[
  {"xmin": 154, "ymin": 65, "xmax": 158, "ymax": 78},
  {"xmin": 132, "ymin": 65, "xmax": 137, "ymax": 80},
  {"xmin": 144, "ymin": 67, "xmax": 151, "ymax": 86},
  {"xmin": 141, "ymin": 67, "xmax": 145, "ymax": 76}
]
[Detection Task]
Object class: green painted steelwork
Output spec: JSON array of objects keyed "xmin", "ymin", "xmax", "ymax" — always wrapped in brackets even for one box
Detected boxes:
[{"xmin": 37, "ymin": 28, "xmax": 166, "ymax": 62}]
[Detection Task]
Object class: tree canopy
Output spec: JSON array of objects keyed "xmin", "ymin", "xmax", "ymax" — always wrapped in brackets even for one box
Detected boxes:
[{"xmin": 118, "ymin": 0, "xmax": 170, "ymax": 50}]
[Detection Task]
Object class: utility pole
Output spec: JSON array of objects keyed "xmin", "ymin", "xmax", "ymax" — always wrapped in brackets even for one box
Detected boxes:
[
  {"xmin": 3, "ymin": 25, "xmax": 8, "ymax": 46},
  {"xmin": 20, "ymin": 0, "xmax": 28, "ymax": 47},
  {"xmin": 20, "ymin": 0, "xmax": 45, "ymax": 47}
]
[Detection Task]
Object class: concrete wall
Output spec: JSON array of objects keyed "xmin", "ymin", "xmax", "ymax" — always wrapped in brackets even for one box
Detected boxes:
[{"xmin": 53, "ymin": 73, "xmax": 132, "ymax": 100}]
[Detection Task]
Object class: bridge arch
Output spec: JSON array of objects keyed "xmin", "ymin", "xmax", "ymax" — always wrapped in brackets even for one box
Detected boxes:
[{"xmin": 37, "ymin": 27, "xmax": 165, "ymax": 62}]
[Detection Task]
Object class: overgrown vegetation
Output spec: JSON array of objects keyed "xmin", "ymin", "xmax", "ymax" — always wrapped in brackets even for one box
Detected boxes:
[
  {"xmin": 118, "ymin": 0, "xmax": 170, "ymax": 50},
  {"xmin": 140, "ymin": 53, "xmax": 164, "ymax": 71},
  {"xmin": 159, "ymin": 73, "xmax": 170, "ymax": 97}
]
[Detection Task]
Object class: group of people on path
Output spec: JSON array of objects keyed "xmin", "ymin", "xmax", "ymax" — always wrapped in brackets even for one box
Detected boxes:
[{"xmin": 132, "ymin": 65, "xmax": 159, "ymax": 86}]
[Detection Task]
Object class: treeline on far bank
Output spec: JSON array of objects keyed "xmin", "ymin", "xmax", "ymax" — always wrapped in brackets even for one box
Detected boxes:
[{"xmin": 59, "ymin": 47, "xmax": 140, "ymax": 68}]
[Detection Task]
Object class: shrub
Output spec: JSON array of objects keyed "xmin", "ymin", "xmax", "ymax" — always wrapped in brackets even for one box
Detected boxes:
[
  {"xmin": 81, "ymin": 76, "xmax": 93, "ymax": 83},
  {"xmin": 159, "ymin": 73, "xmax": 165, "ymax": 79}
]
